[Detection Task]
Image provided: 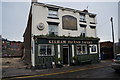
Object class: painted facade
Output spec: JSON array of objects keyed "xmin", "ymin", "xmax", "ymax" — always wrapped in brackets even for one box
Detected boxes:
[{"xmin": 23, "ymin": 2, "xmax": 100, "ymax": 68}]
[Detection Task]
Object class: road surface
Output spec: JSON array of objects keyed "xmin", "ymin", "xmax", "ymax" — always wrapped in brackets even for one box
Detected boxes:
[{"xmin": 6, "ymin": 65, "xmax": 120, "ymax": 80}]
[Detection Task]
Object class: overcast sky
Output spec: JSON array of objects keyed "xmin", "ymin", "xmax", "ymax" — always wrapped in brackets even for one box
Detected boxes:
[
  {"xmin": 118, "ymin": 1, "xmax": 120, "ymax": 40},
  {"xmin": 1, "ymin": 0, "xmax": 119, "ymax": 42}
]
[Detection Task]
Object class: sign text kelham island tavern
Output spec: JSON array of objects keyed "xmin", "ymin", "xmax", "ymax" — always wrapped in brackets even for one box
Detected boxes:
[
  {"xmin": 23, "ymin": 0, "xmax": 100, "ymax": 69},
  {"xmin": 48, "ymin": 40, "xmax": 93, "ymax": 44}
]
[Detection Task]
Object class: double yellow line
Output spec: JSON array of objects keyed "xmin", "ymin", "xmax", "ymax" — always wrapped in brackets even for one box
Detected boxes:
[{"xmin": 7, "ymin": 65, "xmax": 111, "ymax": 79}]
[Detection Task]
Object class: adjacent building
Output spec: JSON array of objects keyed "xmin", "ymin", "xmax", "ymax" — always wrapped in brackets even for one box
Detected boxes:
[
  {"xmin": 0, "ymin": 35, "xmax": 2, "ymax": 57},
  {"xmin": 100, "ymin": 41, "xmax": 114, "ymax": 60},
  {"xmin": 2, "ymin": 38, "xmax": 23, "ymax": 57},
  {"xmin": 115, "ymin": 42, "xmax": 120, "ymax": 54},
  {"xmin": 23, "ymin": 1, "xmax": 100, "ymax": 68}
]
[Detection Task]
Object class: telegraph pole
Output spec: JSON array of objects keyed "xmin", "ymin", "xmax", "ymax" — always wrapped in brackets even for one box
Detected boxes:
[{"xmin": 110, "ymin": 17, "xmax": 115, "ymax": 58}]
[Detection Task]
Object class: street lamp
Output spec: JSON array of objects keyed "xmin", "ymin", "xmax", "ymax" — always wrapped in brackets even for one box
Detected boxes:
[{"xmin": 110, "ymin": 17, "xmax": 115, "ymax": 58}]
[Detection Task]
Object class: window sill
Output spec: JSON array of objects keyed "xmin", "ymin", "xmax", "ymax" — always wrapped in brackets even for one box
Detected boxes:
[
  {"xmin": 77, "ymin": 54, "xmax": 88, "ymax": 55},
  {"xmin": 90, "ymin": 26, "xmax": 96, "ymax": 29},
  {"xmin": 47, "ymin": 17, "xmax": 59, "ymax": 19},
  {"xmin": 79, "ymin": 20, "xmax": 86, "ymax": 23},
  {"xmin": 38, "ymin": 55, "xmax": 54, "ymax": 57},
  {"xmin": 90, "ymin": 53, "xmax": 97, "ymax": 54},
  {"xmin": 62, "ymin": 28, "xmax": 77, "ymax": 31},
  {"xmin": 90, "ymin": 22, "xmax": 96, "ymax": 24}
]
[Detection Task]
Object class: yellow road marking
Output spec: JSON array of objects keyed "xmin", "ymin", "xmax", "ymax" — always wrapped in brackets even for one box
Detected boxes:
[{"xmin": 9, "ymin": 65, "xmax": 111, "ymax": 79}]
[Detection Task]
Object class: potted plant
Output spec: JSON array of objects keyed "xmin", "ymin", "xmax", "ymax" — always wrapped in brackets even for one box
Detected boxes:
[
  {"xmin": 72, "ymin": 56, "xmax": 77, "ymax": 65},
  {"xmin": 56, "ymin": 58, "xmax": 63, "ymax": 68}
]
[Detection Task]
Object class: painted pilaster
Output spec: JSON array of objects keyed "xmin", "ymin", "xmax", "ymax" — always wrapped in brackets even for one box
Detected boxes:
[
  {"xmin": 72, "ymin": 45, "xmax": 75, "ymax": 63},
  {"xmin": 58, "ymin": 45, "xmax": 60, "ymax": 58},
  {"xmin": 72, "ymin": 45, "xmax": 75, "ymax": 57},
  {"xmin": 31, "ymin": 37, "xmax": 35, "ymax": 67},
  {"xmin": 58, "ymin": 45, "xmax": 61, "ymax": 64}
]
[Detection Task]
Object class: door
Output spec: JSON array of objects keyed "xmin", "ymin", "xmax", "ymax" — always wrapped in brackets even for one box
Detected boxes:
[{"xmin": 63, "ymin": 47, "xmax": 69, "ymax": 64}]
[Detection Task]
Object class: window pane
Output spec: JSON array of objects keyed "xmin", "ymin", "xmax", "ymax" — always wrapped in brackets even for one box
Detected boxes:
[
  {"xmin": 49, "ymin": 10, "xmax": 57, "ymax": 14},
  {"xmin": 40, "ymin": 45, "xmax": 46, "ymax": 56},
  {"xmin": 39, "ymin": 45, "xmax": 54, "ymax": 56},
  {"xmin": 82, "ymin": 33, "xmax": 86, "ymax": 37},
  {"xmin": 80, "ymin": 33, "xmax": 86, "ymax": 37},
  {"xmin": 77, "ymin": 45, "xmax": 87, "ymax": 54},
  {"xmin": 80, "ymin": 15, "xmax": 85, "ymax": 21},
  {"xmin": 49, "ymin": 24, "xmax": 58, "ymax": 35},
  {"xmin": 47, "ymin": 45, "xmax": 52, "ymax": 55},
  {"xmin": 91, "ymin": 46, "xmax": 96, "ymax": 52},
  {"xmin": 77, "ymin": 46, "xmax": 82, "ymax": 54},
  {"xmin": 82, "ymin": 46, "xmax": 85, "ymax": 52},
  {"xmin": 48, "ymin": 10, "xmax": 58, "ymax": 17},
  {"xmin": 116, "ymin": 56, "xmax": 120, "ymax": 60},
  {"xmin": 62, "ymin": 15, "xmax": 77, "ymax": 30}
]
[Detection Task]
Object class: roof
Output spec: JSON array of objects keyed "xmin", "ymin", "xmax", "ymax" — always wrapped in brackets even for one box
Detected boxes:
[
  {"xmin": 100, "ymin": 41, "xmax": 113, "ymax": 44},
  {"xmin": 32, "ymin": 2, "xmax": 96, "ymax": 16}
]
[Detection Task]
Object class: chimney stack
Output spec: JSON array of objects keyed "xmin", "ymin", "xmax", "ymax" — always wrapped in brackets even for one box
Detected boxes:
[{"xmin": 32, "ymin": 0, "xmax": 37, "ymax": 3}]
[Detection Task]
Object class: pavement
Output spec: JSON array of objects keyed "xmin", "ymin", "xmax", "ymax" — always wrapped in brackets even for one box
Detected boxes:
[{"xmin": 2, "ymin": 59, "xmax": 112, "ymax": 79}]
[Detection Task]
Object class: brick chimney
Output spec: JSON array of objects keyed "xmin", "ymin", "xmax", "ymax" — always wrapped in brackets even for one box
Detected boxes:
[{"xmin": 83, "ymin": 9, "xmax": 88, "ymax": 13}]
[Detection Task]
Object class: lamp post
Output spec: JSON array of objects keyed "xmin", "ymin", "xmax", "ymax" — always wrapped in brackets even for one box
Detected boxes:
[{"xmin": 110, "ymin": 17, "xmax": 115, "ymax": 58}]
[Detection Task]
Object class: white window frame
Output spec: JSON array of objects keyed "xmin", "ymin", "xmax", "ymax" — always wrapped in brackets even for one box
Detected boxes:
[
  {"xmin": 48, "ymin": 9, "xmax": 58, "ymax": 18},
  {"xmin": 89, "ymin": 44, "xmax": 97, "ymax": 54},
  {"xmin": 38, "ymin": 44, "xmax": 54, "ymax": 56},
  {"xmin": 76, "ymin": 44, "xmax": 87, "ymax": 55}
]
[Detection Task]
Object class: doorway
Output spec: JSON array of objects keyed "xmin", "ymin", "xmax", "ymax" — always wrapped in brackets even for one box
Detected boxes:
[{"xmin": 63, "ymin": 46, "xmax": 69, "ymax": 65}]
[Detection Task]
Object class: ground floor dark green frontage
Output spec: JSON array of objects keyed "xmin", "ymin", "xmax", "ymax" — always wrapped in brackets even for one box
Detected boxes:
[{"xmin": 33, "ymin": 37, "xmax": 100, "ymax": 69}]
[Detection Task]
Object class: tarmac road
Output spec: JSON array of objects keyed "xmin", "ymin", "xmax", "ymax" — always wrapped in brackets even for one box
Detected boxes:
[
  {"xmin": 38, "ymin": 66, "xmax": 120, "ymax": 78},
  {"xmin": 4, "ymin": 65, "xmax": 120, "ymax": 80}
]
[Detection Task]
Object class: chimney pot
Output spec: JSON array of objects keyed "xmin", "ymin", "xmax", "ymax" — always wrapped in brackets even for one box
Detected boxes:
[{"xmin": 32, "ymin": 0, "xmax": 37, "ymax": 3}]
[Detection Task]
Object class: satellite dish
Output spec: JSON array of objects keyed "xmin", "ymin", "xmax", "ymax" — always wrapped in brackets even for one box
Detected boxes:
[{"xmin": 37, "ymin": 23, "xmax": 44, "ymax": 30}]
